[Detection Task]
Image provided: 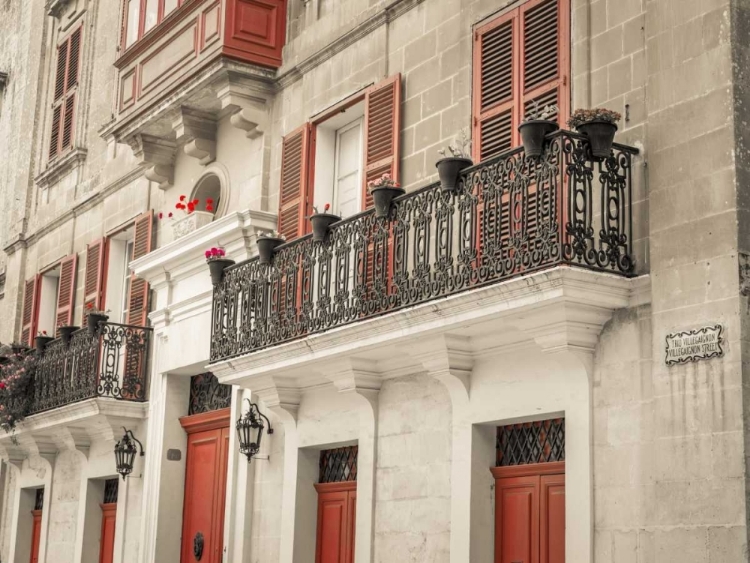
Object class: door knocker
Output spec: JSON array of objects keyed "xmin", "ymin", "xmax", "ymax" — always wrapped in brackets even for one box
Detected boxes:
[{"xmin": 193, "ymin": 532, "xmax": 204, "ymax": 561}]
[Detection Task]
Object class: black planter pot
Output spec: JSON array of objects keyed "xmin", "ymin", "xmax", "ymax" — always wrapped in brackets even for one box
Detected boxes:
[
  {"xmin": 576, "ymin": 120, "xmax": 618, "ymax": 159},
  {"xmin": 310, "ymin": 213, "xmax": 341, "ymax": 243},
  {"xmin": 207, "ymin": 258, "xmax": 236, "ymax": 285},
  {"xmin": 87, "ymin": 313, "xmax": 109, "ymax": 337},
  {"xmin": 58, "ymin": 326, "xmax": 79, "ymax": 346},
  {"xmin": 518, "ymin": 120, "xmax": 559, "ymax": 158},
  {"xmin": 35, "ymin": 336, "xmax": 53, "ymax": 354},
  {"xmin": 436, "ymin": 157, "xmax": 473, "ymax": 192},
  {"xmin": 370, "ymin": 186, "xmax": 405, "ymax": 219},
  {"xmin": 257, "ymin": 237, "xmax": 285, "ymax": 265}
]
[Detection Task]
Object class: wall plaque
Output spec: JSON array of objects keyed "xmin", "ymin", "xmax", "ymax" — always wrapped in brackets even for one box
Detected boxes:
[{"xmin": 665, "ymin": 325, "xmax": 723, "ymax": 366}]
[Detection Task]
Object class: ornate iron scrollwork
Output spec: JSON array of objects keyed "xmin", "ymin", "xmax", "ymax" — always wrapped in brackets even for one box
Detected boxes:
[
  {"xmin": 193, "ymin": 532, "xmax": 204, "ymax": 561},
  {"xmin": 188, "ymin": 373, "xmax": 231, "ymax": 415},
  {"xmin": 210, "ymin": 131, "xmax": 638, "ymax": 364}
]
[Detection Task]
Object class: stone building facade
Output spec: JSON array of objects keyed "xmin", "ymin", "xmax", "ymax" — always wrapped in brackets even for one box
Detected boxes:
[{"xmin": 0, "ymin": 0, "xmax": 747, "ymax": 562}]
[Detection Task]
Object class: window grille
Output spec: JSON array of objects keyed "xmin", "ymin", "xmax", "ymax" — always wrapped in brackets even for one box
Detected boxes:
[
  {"xmin": 319, "ymin": 446, "xmax": 358, "ymax": 483},
  {"xmin": 34, "ymin": 488, "xmax": 44, "ymax": 510},
  {"xmin": 188, "ymin": 373, "xmax": 231, "ymax": 415},
  {"xmin": 104, "ymin": 479, "xmax": 119, "ymax": 504},
  {"xmin": 496, "ymin": 418, "xmax": 565, "ymax": 466}
]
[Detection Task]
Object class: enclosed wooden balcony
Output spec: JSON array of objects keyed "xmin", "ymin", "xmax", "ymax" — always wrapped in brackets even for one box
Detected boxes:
[
  {"xmin": 208, "ymin": 131, "xmax": 640, "ymax": 365},
  {"xmin": 104, "ymin": 0, "xmax": 285, "ymax": 184}
]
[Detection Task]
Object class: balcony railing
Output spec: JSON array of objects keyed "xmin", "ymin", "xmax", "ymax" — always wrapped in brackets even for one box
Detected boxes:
[
  {"xmin": 30, "ymin": 323, "xmax": 151, "ymax": 415},
  {"xmin": 210, "ymin": 130, "xmax": 638, "ymax": 363}
]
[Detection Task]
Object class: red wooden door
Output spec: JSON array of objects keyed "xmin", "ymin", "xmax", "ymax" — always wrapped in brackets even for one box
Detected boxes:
[
  {"xmin": 29, "ymin": 510, "xmax": 42, "ymax": 563},
  {"xmin": 492, "ymin": 465, "xmax": 564, "ymax": 563},
  {"xmin": 98, "ymin": 504, "xmax": 117, "ymax": 563},
  {"xmin": 314, "ymin": 482, "xmax": 356, "ymax": 563},
  {"xmin": 180, "ymin": 410, "xmax": 230, "ymax": 563}
]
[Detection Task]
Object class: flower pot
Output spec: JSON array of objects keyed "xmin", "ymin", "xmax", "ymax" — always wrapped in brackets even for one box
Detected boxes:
[
  {"xmin": 310, "ymin": 213, "xmax": 341, "ymax": 243},
  {"xmin": 35, "ymin": 336, "xmax": 53, "ymax": 354},
  {"xmin": 576, "ymin": 120, "xmax": 618, "ymax": 159},
  {"xmin": 370, "ymin": 186, "xmax": 405, "ymax": 219},
  {"xmin": 436, "ymin": 157, "xmax": 473, "ymax": 192},
  {"xmin": 87, "ymin": 313, "xmax": 109, "ymax": 337},
  {"xmin": 207, "ymin": 258, "xmax": 235, "ymax": 285},
  {"xmin": 172, "ymin": 211, "xmax": 214, "ymax": 240},
  {"xmin": 58, "ymin": 326, "xmax": 79, "ymax": 346},
  {"xmin": 257, "ymin": 237, "xmax": 285, "ymax": 265},
  {"xmin": 518, "ymin": 120, "xmax": 559, "ymax": 158}
]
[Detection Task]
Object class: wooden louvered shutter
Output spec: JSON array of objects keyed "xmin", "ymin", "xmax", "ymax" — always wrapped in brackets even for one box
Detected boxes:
[
  {"xmin": 84, "ymin": 238, "xmax": 108, "ymax": 312},
  {"xmin": 125, "ymin": 211, "xmax": 154, "ymax": 327},
  {"xmin": 50, "ymin": 27, "xmax": 81, "ymax": 160},
  {"xmin": 278, "ymin": 124, "xmax": 312, "ymax": 240},
  {"xmin": 520, "ymin": 0, "xmax": 569, "ymax": 129},
  {"xmin": 362, "ymin": 74, "xmax": 402, "ymax": 210},
  {"xmin": 473, "ymin": 10, "xmax": 518, "ymax": 162},
  {"xmin": 473, "ymin": 0, "xmax": 569, "ymax": 162},
  {"xmin": 55, "ymin": 254, "xmax": 78, "ymax": 333},
  {"xmin": 21, "ymin": 276, "xmax": 41, "ymax": 346}
]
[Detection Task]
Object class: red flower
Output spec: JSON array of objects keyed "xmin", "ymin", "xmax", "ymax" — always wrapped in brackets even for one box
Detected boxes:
[
  {"xmin": 205, "ymin": 250, "xmax": 212, "ymax": 259},
  {"xmin": 187, "ymin": 202, "xmax": 195, "ymax": 213},
  {"xmin": 158, "ymin": 212, "xmax": 163, "ymax": 219},
  {"xmin": 206, "ymin": 205, "xmax": 214, "ymax": 212},
  {"xmin": 324, "ymin": 203, "xmax": 331, "ymax": 212},
  {"xmin": 176, "ymin": 203, "xmax": 184, "ymax": 210},
  {"xmin": 0, "ymin": 382, "xmax": 7, "ymax": 390},
  {"xmin": 179, "ymin": 195, "xmax": 186, "ymax": 201},
  {"xmin": 206, "ymin": 198, "xmax": 214, "ymax": 204},
  {"xmin": 168, "ymin": 212, "xmax": 173, "ymax": 218},
  {"xmin": 210, "ymin": 247, "xmax": 218, "ymax": 255}
]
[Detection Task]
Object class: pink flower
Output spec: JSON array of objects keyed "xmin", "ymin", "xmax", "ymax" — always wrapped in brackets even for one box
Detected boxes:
[
  {"xmin": 324, "ymin": 203, "xmax": 330, "ymax": 212},
  {"xmin": 205, "ymin": 250, "xmax": 212, "ymax": 259},
  {"xmin": 210, "ymin": 247, "xmax": 218, "ymax": 255}
]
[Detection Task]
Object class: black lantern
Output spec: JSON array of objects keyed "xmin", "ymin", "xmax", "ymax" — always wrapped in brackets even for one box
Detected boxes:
[
  {"xmin": 114, "ymin": 428, "xmax": 144, "ymax": 480},
  {"xmin": 236, "ymin": 400, "xmax": 273, "ymax": 463}
]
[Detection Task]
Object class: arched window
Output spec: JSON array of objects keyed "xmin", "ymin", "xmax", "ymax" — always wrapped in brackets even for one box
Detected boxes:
[{"xmin": 191, "ymin": 173, "xmax": 223, "ymax": 217}]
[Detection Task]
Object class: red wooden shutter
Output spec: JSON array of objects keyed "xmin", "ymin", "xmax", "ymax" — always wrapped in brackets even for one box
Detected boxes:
[
  {"xmin": 125, "ymin": 210, "xmax": 154, "ymax": 326},
  {"xmin": 278, "ymin": 124, "xmax": 312, "ymax": 240},
  {"xmin": 50, "ymin": 27, "xmax": 82, "ymax": 159},
  {"xmin": 362, "ymin": 74, "xmax": 402, "ymax": 210},
  {"xmin": 21, "ymin": 276, "xmax": 41, "ymax": 346},
  {"xmin": 473, "ymin": 0, "xmax": 570, "ymax": 162},
  {"xmin": 84, "ymin": 238, "xmax": 109, "ymax": 312},
  {"xmin": 55, "ymin": 253, "xmax": 78, "ymax": 333}
]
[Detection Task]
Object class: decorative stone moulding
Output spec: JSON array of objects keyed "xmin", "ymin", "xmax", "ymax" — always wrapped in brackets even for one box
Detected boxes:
[{"xmin": 172, "ymin": 211, "xmax": 214, "ymax": 240}]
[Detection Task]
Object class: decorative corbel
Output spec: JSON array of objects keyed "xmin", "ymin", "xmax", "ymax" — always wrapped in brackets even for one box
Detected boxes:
[
  {"xmin": 174, "ymin": 108, "xmax": 217, "ymax": 165},
  {"xmin": 128, "ymin": 134, "xmax": 176, "ymax": 190},
  {"xmin": 251, "ymin": 376, "xmax": 301, "ymax": 427},
  {"xmin": 218, "ymin": 84, "xmax": 269, "ymax": 140},
  {"xmin": 325, "ymin": 358, "xmax": 382, "ymax": 406},
  {"xmin": 49, "ymin": 427, "xmax": 90, "ymax": 459},
  {"xmin": 408, "ymin": 334, "xmax": 473, "ymax": 404}
]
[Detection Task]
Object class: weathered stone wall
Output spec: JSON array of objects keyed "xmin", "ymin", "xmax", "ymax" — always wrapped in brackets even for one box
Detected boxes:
[{"xmin": 46, "ymin": 451, "xmax": 83, "ymax": 563}]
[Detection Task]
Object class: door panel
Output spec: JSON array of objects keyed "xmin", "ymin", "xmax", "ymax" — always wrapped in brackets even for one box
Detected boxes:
[
  {"xmin": 316, "ymin": 491, "xmax": 347, "ymax": 563},
  {"xmin": 29, "ymin": 510, "xmax": 42, "ymax": 563},
  {"xmin": 495, "ymin": 476, "xmax": 539, "ymax": 563},
  {"xmin": 99, "ymin": 504, "xmax": 117, "ymax": 563},
  {"xmin": 181, "ymin": 428, "xmax": 229, "ymax": 563},
  {"xmin": 540, "ymin": 475, "xmax": 565, "ymax": 563}
]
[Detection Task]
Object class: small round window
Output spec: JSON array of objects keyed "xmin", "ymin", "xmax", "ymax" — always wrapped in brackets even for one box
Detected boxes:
[{"xmin": 191, "ymin": 173, "xmax": 222, "ymax": 217}]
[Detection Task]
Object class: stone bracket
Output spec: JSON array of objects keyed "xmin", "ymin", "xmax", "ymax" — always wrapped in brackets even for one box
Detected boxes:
[
  {"xmin": 251, "ymin": 375, "xmax": 302, "ymax": 426},
  {"xmin": 174, "ymin": 108, "xmax": 217, "ymax": 165},
  {"xmin": 218, "ymin": 84, "xmax": 269, "ymax": 140},
  {"xmin": 325, "ymin": 358, "xmax": 382, "ymax": 410},
  {"xmin": 128, "ymin": 134, "xmax": 176, "ymax": 190},
  {"xmin": 408, "ymin": 334, "xmax": 473, "ymax": 403}
]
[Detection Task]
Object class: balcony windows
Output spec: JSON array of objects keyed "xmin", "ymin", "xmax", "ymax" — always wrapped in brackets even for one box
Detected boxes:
[
  {"xmin": 105, "ymin": 229, "xmax": 135, "ymax": 325},
  {"xmin": 37, "ymin": 266, "xmax": 61, "ymax": 336},
  {"xmin": 123, "ymin": 0, "xmax": 184, "ymax": 51}
]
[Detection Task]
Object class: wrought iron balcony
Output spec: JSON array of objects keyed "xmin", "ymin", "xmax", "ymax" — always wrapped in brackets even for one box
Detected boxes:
[
  {"xmin": 30, "ymin": 323, "xmax": 151, "ymax": 415},
  {"xmin": 210, "ymin": 130, "xmax": 638, "ymax": 363}
]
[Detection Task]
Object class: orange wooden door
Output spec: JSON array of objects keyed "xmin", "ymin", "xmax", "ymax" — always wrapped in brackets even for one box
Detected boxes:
[
  {"xmin": 180, "ymin": 426, "xmax": 230, "ymax": 563},
  {"xmin": 29, "ymin": 510, "xmax": 42, "ymax": 563},
  {"xmin": 98, "ymin": 503, "xmax": 117, "ymax": 563},
  {"xmin": 314, "ymin": 482, "xmax": 356, "ymax": 563},
  {"xmin": 494, "ymin": 468, "xmax": 565, "ymax": 563}
]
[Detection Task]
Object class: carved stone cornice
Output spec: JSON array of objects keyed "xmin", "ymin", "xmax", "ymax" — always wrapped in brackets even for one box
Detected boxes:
[
  {"xmin": 34, "ymin": 147, "xmax": 88, "ymax": 189},
  {"xmin": 174, "ymin": 108, "xmax": 217, "ymax": 165}
]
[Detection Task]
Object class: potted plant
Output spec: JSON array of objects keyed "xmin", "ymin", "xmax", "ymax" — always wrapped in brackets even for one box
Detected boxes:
[
  {"xmin": 436, "ymin": 129, "xmax": 473, "ymax": 192},
  {"xmin": 57, "ymin": 323, "xmax": 79, "ymax": 346},
  {"xmin": 34, "ymin": 331, "xmax": 53, "ymax": 354},
  {"xmin": 309, "ymin": 203, "xmax": 340, "ymax": 243},
  {"xmin": 368, "ymin": 173, "xmax": 404, "ymax": 219},
  {"xmin": 206, "ymin": 247, "xmax": 235, "ymax": 285},
  {"xmin": 0, "ymin": 346, "xmax": 35, "ymax": 433},
  {"xmin": 162, "ymin": 195, "xmax": 215, "ymax": 240},
  {"xmin": 256, "ymin": 232, "xmax": 286, "ymax": 265},
  {"xmin": 519, "ymin": 102, "xmax": 559, "ymax": 158},
  {"xmin": 85, "ymin": 303, "xmax": 110, "ymax": 337},
  {"xmin": 568, "ymin": 108, "xmax": 621, "ymax": 159}
]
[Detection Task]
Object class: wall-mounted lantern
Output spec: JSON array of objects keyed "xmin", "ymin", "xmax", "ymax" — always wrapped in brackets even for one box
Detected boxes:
[
  {"xmin": 114, "ymin": 427, "xmax": 144, "ymax": 480},
  {"xmin": 236, "ymin": 400, "xmax": 273, "ymax": 463}
]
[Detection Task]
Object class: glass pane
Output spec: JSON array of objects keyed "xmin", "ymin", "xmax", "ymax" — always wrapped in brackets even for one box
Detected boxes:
[
  {"xmin": 125, "ymin": 0, "xmax": 140, "ymax": 48},
  {"xmin": 164, "ymin": 0, "xmax": 179, "ymax": 17},
  {"xmin": 144, "ymin": 0, "xmax": 159, "ymax": 33}
]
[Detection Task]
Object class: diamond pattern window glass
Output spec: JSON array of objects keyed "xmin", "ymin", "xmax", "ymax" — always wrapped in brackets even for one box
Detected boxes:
[
  {"xmin": 319, "ymin": 446, "xmax": 358, "ymax": 483},
  {"xmin": 496, "ymin": 418, "xmax": 565, "ymax": 466}
]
